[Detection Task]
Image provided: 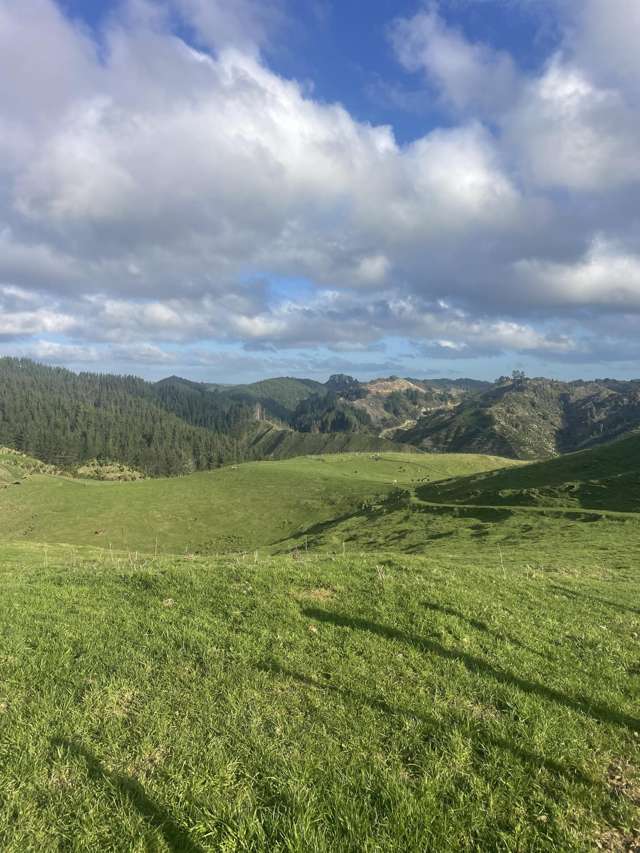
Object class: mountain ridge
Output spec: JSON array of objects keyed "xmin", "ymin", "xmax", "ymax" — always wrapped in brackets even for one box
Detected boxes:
[{"xmin": 1, "ymin": 358, "xmax": 639, "ymax": 473}]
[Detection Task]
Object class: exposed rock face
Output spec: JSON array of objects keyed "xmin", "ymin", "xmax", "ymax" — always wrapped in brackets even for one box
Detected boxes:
[{"xmin": 395, "ymin": 378, "xmax": 640, "ymax": 459}]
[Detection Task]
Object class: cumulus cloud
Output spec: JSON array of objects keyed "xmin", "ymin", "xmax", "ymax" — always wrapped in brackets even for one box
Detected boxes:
[
  {"xmin": 514, "ymin": 238, "xmax": 640, "ymax": 309},
  {"xmin": 390, "ymin": 5, "xmax": 520, "ymax": 118},
  {"xmin": 506, "ymin": 58, "xmax": 640, "ymax": 191},
  {"xmin": 0, "ymin": 0, "xmax": 639, "ymax": 377},
  {"xmin": 170, "ymin": 0, "xmax": 285, "ymax": 54}
]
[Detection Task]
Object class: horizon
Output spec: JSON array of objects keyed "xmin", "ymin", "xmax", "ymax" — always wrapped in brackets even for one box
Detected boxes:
[
  {"xmin": 1, "ymin": 1, "xmax": 639, "ymax": 382},
  {"xmin": 2, "ymin": 354, "xmax": 638, "ymax": 388}
]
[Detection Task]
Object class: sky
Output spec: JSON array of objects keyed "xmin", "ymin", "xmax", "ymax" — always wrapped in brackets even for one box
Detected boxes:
[{"xmin": 1, "ymin": 0, "xmax": 639, "ymax": 383}]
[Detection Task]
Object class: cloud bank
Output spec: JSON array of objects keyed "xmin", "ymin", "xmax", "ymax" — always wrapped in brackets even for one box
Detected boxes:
[{"xmin": 0, "ymin": 0, "xmax": 639, "ymax": 378}]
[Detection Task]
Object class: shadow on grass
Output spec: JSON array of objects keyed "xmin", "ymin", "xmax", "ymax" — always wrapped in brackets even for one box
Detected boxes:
[
  {"xmin": 550, "ymin": 584, "xmax": 640, "ymax": 616},
  {"xmin": 259, "ymin": 662, "xmax": 597, "ymax": 789},
  {"xmin": 301, "ymin": 608, "xmax": 640, "ymax": 733},
  {"xmin": 270, "ymin": 506, "xmax": 369, "ymax": 548},
  {"xmin": 51, "ymin": 739, "xmax": 204, "ymax": 853},
  {"xmin": 420, "ymin": 600, "xmax": 535, "ymax": 653}
]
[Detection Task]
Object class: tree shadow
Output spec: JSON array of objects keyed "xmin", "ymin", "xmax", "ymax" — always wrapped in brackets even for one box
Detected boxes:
[
  {"xmin": 420, "ymin": 600, "xmax": 537, "ymax": 653},
  {"xmin": 550, "ymin": 584, "xmax": 640, "ymax": 616},
  {"xmin": 270, "ymin": 506, "xmax": 368, "ymax": 547},
  {"xmin": 259, "ymin": 662, "xmax": 597, "ymax": 789},
  {"xmin": 50, "ymin": 738, "xmax": 204, "ymax": 853},
  {"xmin": 271, "ymin": 496, "xmax": 399, "ymax": 548},
  {"xmin": 301, "ymin": 608, "xmax": 640, "ymax": 733}
]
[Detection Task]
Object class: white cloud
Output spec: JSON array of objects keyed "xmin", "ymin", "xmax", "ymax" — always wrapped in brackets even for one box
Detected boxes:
[
  {"xmin": 390, "ymin": 5, "xmax": 520, "ymax": 117},
  {"xmin": 506, "ymin": 57, "xmax": 640, "ymax": 191},
  {"xmin": 514, "ymin": 237, "xmax": 640, "ymax": 309},
  {"xmin": 567, "ymin": 0, "xmax": 640, "ymax": 90},
  {"xmin": 170, "ymin": 0, "xmax": 285, "ymax": 54},
  {"xmin": 0, "ymin": 0, "xmax": 639, "ymax": 375}
]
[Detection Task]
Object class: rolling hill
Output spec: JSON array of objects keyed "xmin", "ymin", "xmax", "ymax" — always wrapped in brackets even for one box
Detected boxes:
[
  {"xmin": 0, "ymin": 360, "xmax": 418, "ymax": 476},
  {"xmin": 2, "ymin": 360, "xmax": 640, "ymax": 481},
  {"xmin": 156, "ymin": 375, "xmax": 324, "ymax": 425},
  {"xmin": 1, "ymin": 426, "xmax": 639, "ymax": 852},
  {"xmin": 0, "ymin": 450, "xmax": 515, "ymax": 554},
  {"xmin": 1, "ymin": 438, "xmax": 638, "ymax": 851},
  {"xmin": 417, "ymin": 430, "xmax": 640, "ymax": 513}
]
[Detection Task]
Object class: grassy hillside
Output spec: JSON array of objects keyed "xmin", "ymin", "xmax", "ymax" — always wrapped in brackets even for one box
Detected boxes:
[
  {"xmin": 0, "ymin": 541, "xmax": 637, "ymax": 851},
  {"xmin": 417, "ymin": 431, "xmax": 640, "ymax": 513},
  {"xmin": 1, "ymin": 440, "xmax": 639, "ymax": 850},
  {"xmin": 0, "ymin": 452, "xmax": 515, "ymax": 554}
]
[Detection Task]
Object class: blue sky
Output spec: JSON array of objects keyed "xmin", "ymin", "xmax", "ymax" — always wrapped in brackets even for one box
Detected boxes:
[
  {"xmin": 1, "ymin": 0, "xmax": 639, "ymax": 382},
  {"xmin": 60, "ymin": 0, "xmax": 560, "ymax": 145}
]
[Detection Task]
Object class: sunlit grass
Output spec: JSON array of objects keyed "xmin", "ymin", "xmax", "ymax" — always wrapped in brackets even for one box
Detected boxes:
[{"xmin": 0, "ymin": 543, "xmax": 638, "ymax": 851}]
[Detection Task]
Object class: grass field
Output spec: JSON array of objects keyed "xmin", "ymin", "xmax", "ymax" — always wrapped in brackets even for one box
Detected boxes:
[
  {"xmin": 418, "ymin": 431, "xmax": 640, "ymax": 513},
  {"xmin": 0, "ymin": 542, "xmax": 638, "ymax": 851},
  {"xmin": 0, "ymin": 451, "xmax": 518, "ymax": 554},
  {"xmin": 0, "ymin": 445, "xmax": 638, "ymax": 850}
]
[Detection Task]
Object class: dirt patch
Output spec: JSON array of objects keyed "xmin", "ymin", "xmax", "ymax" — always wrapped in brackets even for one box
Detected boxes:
[
  {"xmin": 596, "ymin": 829, "xmax": 640, "ymax": 851},
  {"xmin": 365, "ymin": 378, "xmax": 424, "ymax": 395},
  {"xmin": 608, "ymin": 760, "xmax": 640, "ymax": 805}
]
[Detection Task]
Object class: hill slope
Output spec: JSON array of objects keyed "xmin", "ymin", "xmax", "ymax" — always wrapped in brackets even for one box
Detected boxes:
[
  {"xmin": 0, "ymin": 360, "xmax": 424, "ymax": 474},
  {"xmin": 417, "ymin": 431, "xmax": 640, "ymax": 512},
  {"xmin": 0, "ymin": 359, "xmax": 240, "ymax": 476},
  {"xmin": 0, "ymin": 451, "xmax": 516, "ymax": 554},
  {"xmin": 157, "ymin": 375, "xmax": 323, "ymax": 425},
  {"xmin": 397, "ymin": 377, "xmax": 640, "ymax": 459}
]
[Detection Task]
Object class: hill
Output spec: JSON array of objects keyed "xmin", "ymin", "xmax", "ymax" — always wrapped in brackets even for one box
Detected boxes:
[
  {"xmin": 0, "ymin": 360, "xmax": 426, "ymax": 475},
  {"xmin": 0, "ymin": 451, "xmax": 514, "ymax": 554},
  {"xmin": 243, "ymin": 424, "xmax": 419, "ymax": 460},
  {"xmin": 397, "ymin": 376, "xmax": 640, "ymax": 459},
  {"xmin": 416, "ymin": 430, "xmax": 640, "ymax": 513},
  {"xmin": 3, "ymin": 360, "xmax": 640, "ymax": 473},
  {"xmin": 0, "ymin": 358, "xmax": 240, "ymax": 476},
  {"xmin": 157, "ymin": 375, "xmax": 323, "ymax": 425}
]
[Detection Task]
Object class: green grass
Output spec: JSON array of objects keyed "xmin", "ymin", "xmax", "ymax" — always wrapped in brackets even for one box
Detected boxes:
[
  {"xmin": 245, "ymin": 426, "xmax": 422, "ymax": 460},
  {"xmin": 418, "ymin": 431, "xmax": 640, "ymax": 512},
  {"xmin": 0, "ymin": 452, "xmax": 517, "ymax": 554},
  {"xmin": 0, "ymin": 542, "xmax": 638, "ymax": 851},
  {"xmin": 1, "ymin": 443, "xmax": 638, "ymax": 850},
  {"xmin": 280, "ymin": 491, "xmax": 640, "ymax": 569}
]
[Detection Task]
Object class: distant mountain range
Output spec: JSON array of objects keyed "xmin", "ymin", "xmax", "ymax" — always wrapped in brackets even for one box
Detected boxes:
[{"xmin": 0, "ymin": 358, "xmax": 638, "ymax": 475}]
